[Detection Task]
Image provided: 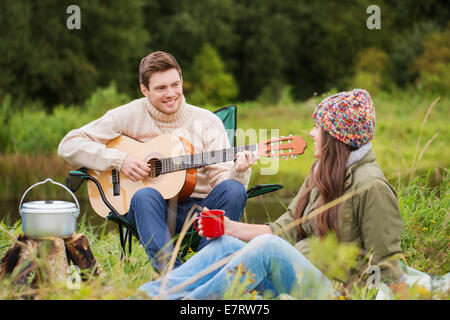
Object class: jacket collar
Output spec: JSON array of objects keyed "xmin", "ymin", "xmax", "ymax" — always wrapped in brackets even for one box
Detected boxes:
[
  {"xmin": 310, "ymin": 143, "xmax": 375, "ymax": 189},
  {"xmin": 344, "ymin": 145, "xmax": 376, "ymax": 189},
  {"xmin": 346, "ymin": 143, "xmax": 372, "ymax": 168}
]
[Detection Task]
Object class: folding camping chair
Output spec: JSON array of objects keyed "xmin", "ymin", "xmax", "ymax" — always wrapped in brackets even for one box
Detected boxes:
[{"xmin": 65, "ymin": 105, "xmax": 283, "ymax": 259}]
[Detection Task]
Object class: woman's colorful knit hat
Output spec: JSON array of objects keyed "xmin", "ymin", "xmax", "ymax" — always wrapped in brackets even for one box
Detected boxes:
[{"xmin": 312, "ymin": 89, "xmax": 375, "ymax": 148}]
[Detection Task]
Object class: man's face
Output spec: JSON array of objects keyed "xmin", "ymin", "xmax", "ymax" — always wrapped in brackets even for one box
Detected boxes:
[{"xmin": 141, "ymin": 68, "xmax": 183, "ymax": 114}]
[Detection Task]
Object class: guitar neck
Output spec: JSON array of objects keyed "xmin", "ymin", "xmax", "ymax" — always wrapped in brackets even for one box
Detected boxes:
[{"xmin": 160, "ymin": 144, "xmax": 258, "ymax": 174}]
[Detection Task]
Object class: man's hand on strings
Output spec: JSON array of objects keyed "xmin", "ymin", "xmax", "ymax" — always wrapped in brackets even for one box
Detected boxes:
[
  {"xmin": 234, "ymin": 151, "xmax": 259, "ymax": 173},
  {"xmin": 121, "ymin": 155, "xmax": 151, "ymax": 182}
]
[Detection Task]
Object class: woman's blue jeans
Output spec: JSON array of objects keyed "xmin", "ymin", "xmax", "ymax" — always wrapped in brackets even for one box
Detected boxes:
[
  {"xmin": 126, "ymin": 179, "xmax": 247, "ymax": 272},
  {"xmin": 138, "ymin": 234, "xmax": 335, "ymax": 299}
]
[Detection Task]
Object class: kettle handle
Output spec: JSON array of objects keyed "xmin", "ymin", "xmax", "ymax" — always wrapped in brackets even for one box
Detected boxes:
[{"xmin": 19, "ymin": 178, "xmax": 80, "ymax": 214}]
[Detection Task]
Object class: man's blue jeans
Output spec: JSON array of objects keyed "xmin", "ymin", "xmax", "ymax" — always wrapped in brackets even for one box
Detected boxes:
[
  {"xmin": 126, "ymin": 179, "xmax": 247, "ymax": 272},
  {"xmin": 137, "ymin": 234, "xmax": 335, "ymax": 299}
]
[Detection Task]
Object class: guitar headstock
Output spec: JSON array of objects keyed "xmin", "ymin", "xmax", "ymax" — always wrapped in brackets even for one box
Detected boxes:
[{"xmin": 258, "ymin": 135, "xmax": 307, "ymax": 159}]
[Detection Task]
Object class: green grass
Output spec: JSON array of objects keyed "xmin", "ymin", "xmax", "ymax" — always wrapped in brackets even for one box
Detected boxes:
[
  {"xmin": 0, "ymin": 172, "xmax": 447, "ymax": 300},
  {"xmin": 399, "ymin": 171, "xmax": 450, "ymax": 275}
]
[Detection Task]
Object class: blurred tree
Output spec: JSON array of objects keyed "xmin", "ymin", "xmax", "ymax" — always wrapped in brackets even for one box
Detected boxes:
[
  {"xmin": 0, "ymin": 0, "xmax": 148, "ymax": 109},
  {"xmin": 184, "ymin": 44, "xmax": 238, "ymax": 107},
  {"xmin": 1, "ymin": 0, "xmax": 448, "ymax": 108},
  {"xmin": 0, "ymin": 1, "xmax": 96, "ymax": 107},
  {"xmin": 350, "ymin": 47, "xmax": 391, "ymax": 94},
  {"xmin": 234, "ymin": 0, "xmax": 317, "ymax": 101},
  {"xmin": 0, "ymin": 96, "xmax": 13, "ymax": 153},
  {"xmin": 383, "ymin": 0, "xmax": 448, "ymax": 89},
  {"xmin": 388, "ymin": 22, "xmax": 442, "ymax": 88},
  {"xmin": 386, "ymin": 0, "xmax": 449, "ymax": 32},
  {"xmin": 414, "ymin": 30, "xmax": 450, "ymax": 75},
  {"xmin": 303, "ymin": 0, "xmax": 394, "ymax": 97},
  {"xmin": 81, "ymin": 0, "xmax": 149, "ymax": 99},
  {"xmin": 144, "ymin": 0, "xmax": 238, "ymax": 74},
  {"xmin": 0, "ymin": 1, "xmax": 32, "ymax": 103},
  {"xmin": 234, "ymin": 0, "xmax": 390, "ymax": 101},
  {"xmin": 413, "ymin": 29, "xmax": 450, "ymax": 95},
  {"xmin": 141, "ymin": 0, "xmax": 448, "ymax": 100}
]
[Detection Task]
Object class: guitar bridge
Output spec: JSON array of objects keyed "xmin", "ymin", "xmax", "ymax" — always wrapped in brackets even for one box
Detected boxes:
[{"xmin": 112, "ymin": 169, "xmax": 120, "ymax": 196}]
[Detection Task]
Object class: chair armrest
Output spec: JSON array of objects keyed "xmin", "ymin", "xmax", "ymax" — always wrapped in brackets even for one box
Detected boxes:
[
  {"xmin": 247, "ymin": 183, "xmax": 283, "ymax": 198},
  {"xmin": 65, "ymin": 167, "xmax": 122, "ymax": 219},
  {"xmin": 66, "ymin": 167, "xmax": 88, "ymax": 192}
]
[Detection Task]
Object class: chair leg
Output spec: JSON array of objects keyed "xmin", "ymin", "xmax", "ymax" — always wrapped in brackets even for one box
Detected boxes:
[
  {"xmin": 127, "ymin": 228, "xmax": 133, "ymax": 255},
  {"xmin": 118, "ymin": 221, "xmax": 126, "ymax": 261},
  {"xmin": 119, "ymin": 227, "xmax": 133, "ymax": 261}
]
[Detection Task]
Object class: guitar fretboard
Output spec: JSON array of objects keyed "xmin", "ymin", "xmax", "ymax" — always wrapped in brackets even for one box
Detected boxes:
[{"xmin": 159, "ymin": 144, "xmax": 257, "ymax": 174}]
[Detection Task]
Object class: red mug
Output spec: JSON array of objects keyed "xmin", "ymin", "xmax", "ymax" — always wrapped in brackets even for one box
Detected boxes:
[{"xmin": 193, "ymin": 209, "xmax": 225, "ymax": 238}]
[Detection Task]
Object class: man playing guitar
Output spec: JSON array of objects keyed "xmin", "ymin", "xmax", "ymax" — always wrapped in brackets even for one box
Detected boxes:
[{"xmin": 58, "ymin": 51, "xmax": 257, "ymax": 272}]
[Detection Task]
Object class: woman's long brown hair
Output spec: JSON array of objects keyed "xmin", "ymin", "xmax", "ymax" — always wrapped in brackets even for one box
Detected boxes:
[{"xmin": 295, "ymin": 128, "xmax": 356, "ymax": 239}]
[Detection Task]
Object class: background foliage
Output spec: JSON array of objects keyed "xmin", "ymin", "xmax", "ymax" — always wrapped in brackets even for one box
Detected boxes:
[{"xmin": 0, "ymin": 0, "xmax": 448, "ymax": 109}]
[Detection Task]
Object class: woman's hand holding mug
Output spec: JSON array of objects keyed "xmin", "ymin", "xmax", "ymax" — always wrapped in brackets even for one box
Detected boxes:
[{"xmin": 194, "ymin": 207, "xmax": 230, "ymax": 240}]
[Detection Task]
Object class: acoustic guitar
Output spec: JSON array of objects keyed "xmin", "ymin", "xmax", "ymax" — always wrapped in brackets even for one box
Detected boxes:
[{"xmin": 87, "ymin": 133, "xmax": 306, "ymax": 217}]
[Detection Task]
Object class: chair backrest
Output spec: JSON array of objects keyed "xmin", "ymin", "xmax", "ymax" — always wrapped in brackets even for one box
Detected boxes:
[
  {"xmin": 213, "ymin": 105, "xmax": 237, "ymax": 148},
  {"xmin": 213, "ymin": 105, "xmax": 284, "ymax": 199}
]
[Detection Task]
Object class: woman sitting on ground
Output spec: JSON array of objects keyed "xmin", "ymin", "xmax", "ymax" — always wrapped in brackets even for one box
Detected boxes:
[{"xmin": 138, "ymin": 88, "xmax": 405, "ymax": 299}]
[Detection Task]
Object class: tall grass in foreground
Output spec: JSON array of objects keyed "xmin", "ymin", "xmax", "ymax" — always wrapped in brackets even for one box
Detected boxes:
[
  {"xmin": 1, "ymin": 172, "xmax": 447, "ymax": 300},
  {"xmin": 399, "ymin": 171, "xmax": 449, "ymax": 275}
]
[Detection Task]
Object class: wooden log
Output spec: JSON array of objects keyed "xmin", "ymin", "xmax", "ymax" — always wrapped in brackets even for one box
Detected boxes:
[
  {"xmin": 64, "ymin": 233, "xmax": 103, "ymax": 278},
  {"xmin": 12, "ymin": 237, "xmax": 39, "ymax": 285},
  {"xmin": 37, "ymin": 237, "xmax": 69, "ymax": 283},
  {"xmin": 0, "ymin": 235, "xmax": 27, "ymax": 280},
  {"xmin": 1, "ymin": 233, "xmax": 102, "ymax": 293},
  {"xmin": 1, "ymin": 235, "xmax": 40, "ymax": 288}
]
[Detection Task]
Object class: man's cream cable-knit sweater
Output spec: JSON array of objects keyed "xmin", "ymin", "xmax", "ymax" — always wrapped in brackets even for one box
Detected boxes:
[{"xmin": 58, "ymin": 97, "xmax": 251, "ymax": 199}]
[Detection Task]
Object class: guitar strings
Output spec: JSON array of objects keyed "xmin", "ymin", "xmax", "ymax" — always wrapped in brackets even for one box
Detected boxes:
[{"xmin": 159, "ymin": 144, "xmax": 257, "ymax": 174}]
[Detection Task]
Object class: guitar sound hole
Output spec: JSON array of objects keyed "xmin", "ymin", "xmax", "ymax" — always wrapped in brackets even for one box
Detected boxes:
[{"xmin": 147, "ymin": 158, "xmax": 162, "ymax": 178}]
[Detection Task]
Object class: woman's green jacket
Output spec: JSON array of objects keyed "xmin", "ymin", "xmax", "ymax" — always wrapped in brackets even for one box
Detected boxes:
[{"xmin": 269, "ymin": 148, "xmax": 404, "ymax": 283}]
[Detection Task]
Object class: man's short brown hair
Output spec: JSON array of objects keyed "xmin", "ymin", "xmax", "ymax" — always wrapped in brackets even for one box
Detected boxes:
[{"xmin": 139, "ymin": 51, "xmax": 182, "ymax": 89}]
